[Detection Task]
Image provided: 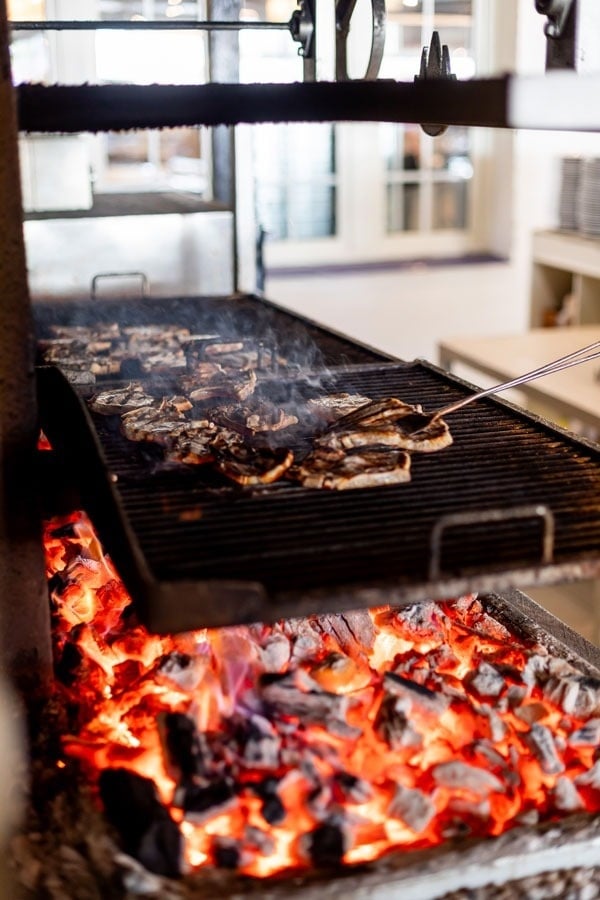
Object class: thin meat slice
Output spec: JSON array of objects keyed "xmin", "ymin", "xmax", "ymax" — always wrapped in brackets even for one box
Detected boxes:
[
  {"xmin": 214, "ymin": 445, "xmax": 294, "ymax": 485},
  {"xmin": 89, "ymin": 383, "xmax": 155, "ymax": 416},
  {"xmin": 291, "ymin": 448, "xmax": 411, "ymax": 490}
]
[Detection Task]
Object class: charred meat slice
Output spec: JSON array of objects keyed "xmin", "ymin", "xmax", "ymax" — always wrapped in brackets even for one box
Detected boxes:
[
  {"xmin": 186, "ymin": 370, "xmax": 257, "ymax": 404},
  {"xmin": 165, "ymin": 422, "xmax": 219, "ymax": 465},
  {"xmin": 214, "ymin": 445, "xmax": 294, "ymax": 485},
  {"xmin": 327, "ymin": 397, "xmax": 416, "ymax": 431},
  {"xmin": 210, "ymin": 402, "xmax": 299, "ymax": 436},
  {"xmin": 120, "ymin": 402, "xmax": 188, "ymax": 444},
  {"xmin": 49, "ymin": 323, "xmax": 120, "ymax": 341},
  {"xmin": 317, "ymin": 419, "xmax": 452, "ymax": 453},
  {"xmin": 306, "ymin": 393, "xmax": 372, "ymax": 428},
  {"xmin": 89, "ymin": 383, "xmax": 155, "ymax": 416},
  {"xmin": 291, "ymin": 448, "xmax": 411, "ymax": 490},
  {"xmin": 322, "ymin": 397, "xmax": 453, "ymax": 453}
]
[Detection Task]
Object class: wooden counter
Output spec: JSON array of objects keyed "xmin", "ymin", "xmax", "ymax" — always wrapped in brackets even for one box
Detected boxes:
[{"xmin": 438, "ymin": 325, "xmax": 600, "ymax": 433}]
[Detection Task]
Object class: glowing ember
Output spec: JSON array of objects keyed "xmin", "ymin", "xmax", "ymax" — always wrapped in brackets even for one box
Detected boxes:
[{"xmin": 44, "ymin": 512, "xmax": 600, "ymax": 878}]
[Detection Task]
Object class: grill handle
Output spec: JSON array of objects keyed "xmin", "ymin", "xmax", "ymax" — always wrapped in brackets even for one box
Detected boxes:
[
  {"xmin": 91, "ymin": 271, "xmax": 149, "ymax": 301},
  {"xmin": 429, "ymin": 504, "xmax": 556, "ymax": 581}
]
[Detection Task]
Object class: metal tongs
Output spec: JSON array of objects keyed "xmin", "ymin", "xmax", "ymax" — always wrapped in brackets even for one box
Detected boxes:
[{"xmin": 405, "ymin": 338, "xmax": 600, "ymax": 437}]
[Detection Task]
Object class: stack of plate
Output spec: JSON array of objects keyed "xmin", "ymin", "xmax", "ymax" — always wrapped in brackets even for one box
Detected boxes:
[
  {"xmin": 558, "ymin": 156, "xmax": 581, "ymax": 231},
  {"xmin": 579, "ymin": 157, "xmax": 600, "ymax": 235}
]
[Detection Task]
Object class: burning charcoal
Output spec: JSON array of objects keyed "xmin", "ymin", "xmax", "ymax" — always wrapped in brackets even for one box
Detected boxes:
[
  {"xmin": 515, "ymin": 809, "xmax": 539, "ymax": 826},
  {"xmin": 506, "ymin": 685, "xmax": 528, "ymax": 708},
  {"xmin": 315, "ymin": 609, "xmax": 376, "ymax": 655},
  {"xmin": 514, "ymin": 701, "xmax": 551, "ymax": 725},
  {"xmin": 308, "ymin": 782, "xmax": 333, "ymax": 820},
  {"xmin": 389, "ymin": 784, "xmax": 436, "ymax": 833},
  {"xmin": 374, "ymin": 696, "xmax": 422, "ymax": 750},
  {"xmin": 383, "ymin": 672, "xmax": 449, "ymax": 716},
  {"xmin": 242, "ymin": 714, "xmax": 281, "ymax": 770},
  {"xmin": 544, "ymin": 674, "xmax": 600, "ymax": 718},
  {"xmin": 175, "ymin": 778, "xmax": 236, "ymax": 822},
  {"xmin": 309, "ymin": 652, "xmax": 368, "ymax": 693},
  {"xmin": 471, "ymin": 741, "xmax": 520, "ymax": 789},
  {"xmin": 159, "ymin": 712, "xmax": 205, "ymax": 781},
  {"xmin": 156, "ymin": 652, "xmax": 205, "ymax": 691},
  {"xmin": 258, "ymin": 633, "xmax": 291, "ymax": 673},
  {"xmin": 552, "ymin": 776, "xmax": 584, "ymax": 812},
  {"xmin": 306, "ymin": 818, "xmax": 348, "ymax": 868},
  {"xmin": 244, "ymin": 825, "xmax": 275, "ymax": 856},
  {"xmin": 432, "ymin": 761, "xmax": 504, "ymax": 796},
  {"xmin": 466, "ymin": 662, "xmax": 505, "ymax": 698},
  {"xmin": 259, "ymin": 671, "xmax": 361, "ymax": 739},
  {"xmin": 479, "ymin": 705, "xmax": 508, "ymax": 742},
  {"xmin": 522, "ymin": 653, "xmax": 551, "ymax": 687},
  {"xmin": 49, "ymin": 522, "xmax": 78, "ymax": 539},
  {"xmin": 253, "ymin": 776, "xmax": 286, "ymax": 825},
  {"xmin": 54, "ymin": 639, "xmax": 83, "ymax": 686},
  {"xmin": 447, "ymin": 796, "xmax": 491, "ymax": 820},
  {"xmin": 332, "ymin": 772, "xmax": 372, "ymax": 805},
  {"xmin": 575, "ymin": 759, "xmax": 600, "ymax": 790},
  {"xmin": 212, "ymin": 837, "xmax": 241, "ymax": 870},
  {"xmin": 395, "ymin": 601, "xmax": 448, "ymax": 640},
  {"xmin": 99, "ymin": 768, "xmax": 182, "ymax": 878},
  {"xmin": 524, "ymin": 723, "xmax": 565, "ymax": 775},
  {"xmin": 569, "ymin": 717, "xmax": 600, "ymax": 746}
]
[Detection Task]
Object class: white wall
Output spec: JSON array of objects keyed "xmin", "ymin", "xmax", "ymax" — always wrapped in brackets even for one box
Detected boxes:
[{"xmin": 266, "ymin": 0, "xmax": 600, "ymax": 363}]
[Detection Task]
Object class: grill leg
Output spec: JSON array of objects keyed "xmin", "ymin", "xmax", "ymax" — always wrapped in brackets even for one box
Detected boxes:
[{"xmin": 0, "ymin": 2, "xmax": 52, "ymax": 683}]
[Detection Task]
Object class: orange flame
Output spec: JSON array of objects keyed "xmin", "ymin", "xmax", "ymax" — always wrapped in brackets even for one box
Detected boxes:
[{"xmin": 43, "ymin": 512, "xmax": 600, "ymax": 878}]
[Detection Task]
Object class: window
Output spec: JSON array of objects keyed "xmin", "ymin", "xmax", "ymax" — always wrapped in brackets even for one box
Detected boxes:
[{"xmin": 244, "ymin": 0, "xmax": 482, "ymax": 268}]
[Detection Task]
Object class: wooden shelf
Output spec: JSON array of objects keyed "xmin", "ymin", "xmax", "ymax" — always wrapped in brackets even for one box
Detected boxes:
[{"xmin": 531, "ymin": 230, "xmax": 600, "ymax": 328}]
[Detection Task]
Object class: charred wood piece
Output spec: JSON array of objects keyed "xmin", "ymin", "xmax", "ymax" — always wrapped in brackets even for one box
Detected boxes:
[
  {"xmin": 389, "ymin": 784, "xmax": 436, "ymax": 833},
  {"xmin": 432, "ymin": 761, "xmax": 504, "ymax": 796},
  {"xmin": 242, "ymin": 714, "xmax": 281, "ymax": 770},
  {"xmin": 575, "ymin": 759, "xmax": 600, "ymax": 791},
  {"xmin": 159, "ymin": 712, "xmax": 206, "ymax": 782},
  {"xmin": 156, "ymin": 651, "xmax": 204, "ymax": 691},
  {"xmin": 252, "ymin": 776, "xmax": 286, "ymax": 825},
  {"xmin": 466, "ymin": 662, "xmax": 505, "ymax": 698},
  {"xmin": 259, "ymin": 671, "xmax": 360, "ymax": 738},
  {"xmin": 374, "ymin": 695, "xmax": 422, "ymax": 750},
  {"xmin": 174, "ymin": 777, "xmax": 236, "ymax": 823},
  {"xmin": 569, "ymin": 717, "xmax": 600, "ymax": 746},
  {"xmin": 332, "ymin": 771, "xmax": 373, "ymax": 804},
  {"xmin": 99, "ymin": 768, "xmax": 182, "ymax": 878},
  {"xmin": 383, "ymin": 671, "xmax": 449, "ymax": 716},
  {"xmin": 306, "ymin": 818, "xmax": 348, "ymax": 868},
  {"xmin": 524, "ymin": 723, "xmax": 565, "ymax": 775}
]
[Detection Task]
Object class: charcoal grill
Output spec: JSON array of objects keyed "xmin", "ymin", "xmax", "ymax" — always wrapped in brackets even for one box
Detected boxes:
[{"xmin": 37, "ymin": 313, "xmax": 600, "ymax": 631}]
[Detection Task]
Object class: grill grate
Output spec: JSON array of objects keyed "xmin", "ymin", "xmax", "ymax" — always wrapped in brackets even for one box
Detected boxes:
[{"xmin": 38, "ymin": 358, "xmax": 600, "ymax": 632}]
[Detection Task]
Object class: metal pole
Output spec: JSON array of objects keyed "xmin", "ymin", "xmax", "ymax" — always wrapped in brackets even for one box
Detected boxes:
[{"xmin": 0, "ymin": 2, "xmax": 52, "ymax": 684}]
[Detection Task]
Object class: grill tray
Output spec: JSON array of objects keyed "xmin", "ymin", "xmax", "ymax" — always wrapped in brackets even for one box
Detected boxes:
[{"xmin": 38, "ymin": 354, "xmax": 600, "ymax": 633}]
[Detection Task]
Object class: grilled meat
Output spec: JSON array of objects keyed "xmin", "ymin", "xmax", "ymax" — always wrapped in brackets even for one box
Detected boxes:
[
  {"xmin": 306, "ymin": 393, "xmax": 372, "ymax": 428},
  {"xmin": 165, "ymin": 421, "xmax": 219, "ymax": 465},
  {"xmin": 291, "ymin": 448, "xmax": 411, "ymax": 490},
  {"xmin": 324, "ymin": 396, "xmax": 453, "ymax": 453},
  {"xmin": 49, "ymin": 323, "xmax": 120, "ymax": 342},
  {"xmin": 120, "ymin": 402, "xmax": 188, "ymax": 444},
  {"xmin": 214, "ymin": 445, "xmax": 294, "ymax": 485},
  {"xmin": 210, "ymin": 402, "xmax": 299, "ymax": 435},
  {"xmin": 185, "ymin": 369, "xmax": 258, "ymax": 403},
  {"xmin": 89, "ymin": 383, "xmax": 155, "ymax": 416}
]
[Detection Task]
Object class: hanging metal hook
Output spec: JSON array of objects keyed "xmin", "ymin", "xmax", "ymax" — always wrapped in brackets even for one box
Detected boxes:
[{"xmin": 414, "ymin": 31, "xmax": 456, "ymax": 137}]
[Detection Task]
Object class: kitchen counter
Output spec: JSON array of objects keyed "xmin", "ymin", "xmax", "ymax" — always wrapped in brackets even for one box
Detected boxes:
[{"xmin": 438, "ymin": 325, "xmax": 600, "ymax": 434}]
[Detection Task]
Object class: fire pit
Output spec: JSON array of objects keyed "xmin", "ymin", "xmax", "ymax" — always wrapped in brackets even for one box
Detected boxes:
[{"xmin": 11, "ymin": 509, "xmax": 600, "ymax": 899}]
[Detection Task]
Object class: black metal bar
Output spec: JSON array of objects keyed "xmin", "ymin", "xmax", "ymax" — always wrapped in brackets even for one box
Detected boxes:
[
  {"xmin": 10, "ymin": 18, "xmax": 290, "ymax": 31},
  {"xmin": 16, "ymin": 78, "xmax": 510, "ymax": 133}
]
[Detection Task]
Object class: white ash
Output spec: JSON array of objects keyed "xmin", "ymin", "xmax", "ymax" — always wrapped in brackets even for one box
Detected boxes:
[
  {"xmin": 569, "ymin": 718, "xmax": 600, "ymax": 746},
  {"xmin": 432, "ymin": 761, "xmax": 504, "ymax": 796},
  {"xmin": 575, "ymin": 760, "xmax": 600, "ymax": 791},
  {"xmin": 552, "ymin": 777, "xmax": 584, "ymax": 813},
  {"xmin": 467, "ymin": 662, "xmax": 505, "ymax": 698},
  {"xmin": 478, "ymin": 705, "xmax": 508, "ymax": 742},
  {"xmin": 447, "ymin": 796, "xmax": 491, "ymax": 820},
  {"xmin": 389, "ymin": 784, "xmax": 436, "ymax": 833},
  {"xmin": 383, "ymin": 671, "xmax": 450, "ymax": 716},
  {"xmin": 524, "ymin": 724, "xmax": 565, "ymax": 775},
  {"xmin": 156, "ymin": 653, "xmax": 207, "ymax": 692},
  {"xmin": 257, "ymin": 633, "xmax": 291, "ymax": 673},
  {"xmin": 395, "ymin": 601, "xmax": 448, "ymax": 640}
]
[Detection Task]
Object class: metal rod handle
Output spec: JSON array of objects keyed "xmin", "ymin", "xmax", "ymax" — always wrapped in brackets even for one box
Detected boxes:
[
  {"xmin": 435, "ymin": 340, "xmax": 600, "ymax": 419},
  {"xmin": 91, "ymin": 271, "xmax": 149, "ymax": 301}
]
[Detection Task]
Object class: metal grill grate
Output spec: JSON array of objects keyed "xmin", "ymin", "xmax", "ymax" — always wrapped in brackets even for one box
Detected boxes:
[{"xmin": 38, "ymin": 358, "xmax": 600, "ymax": 632}]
